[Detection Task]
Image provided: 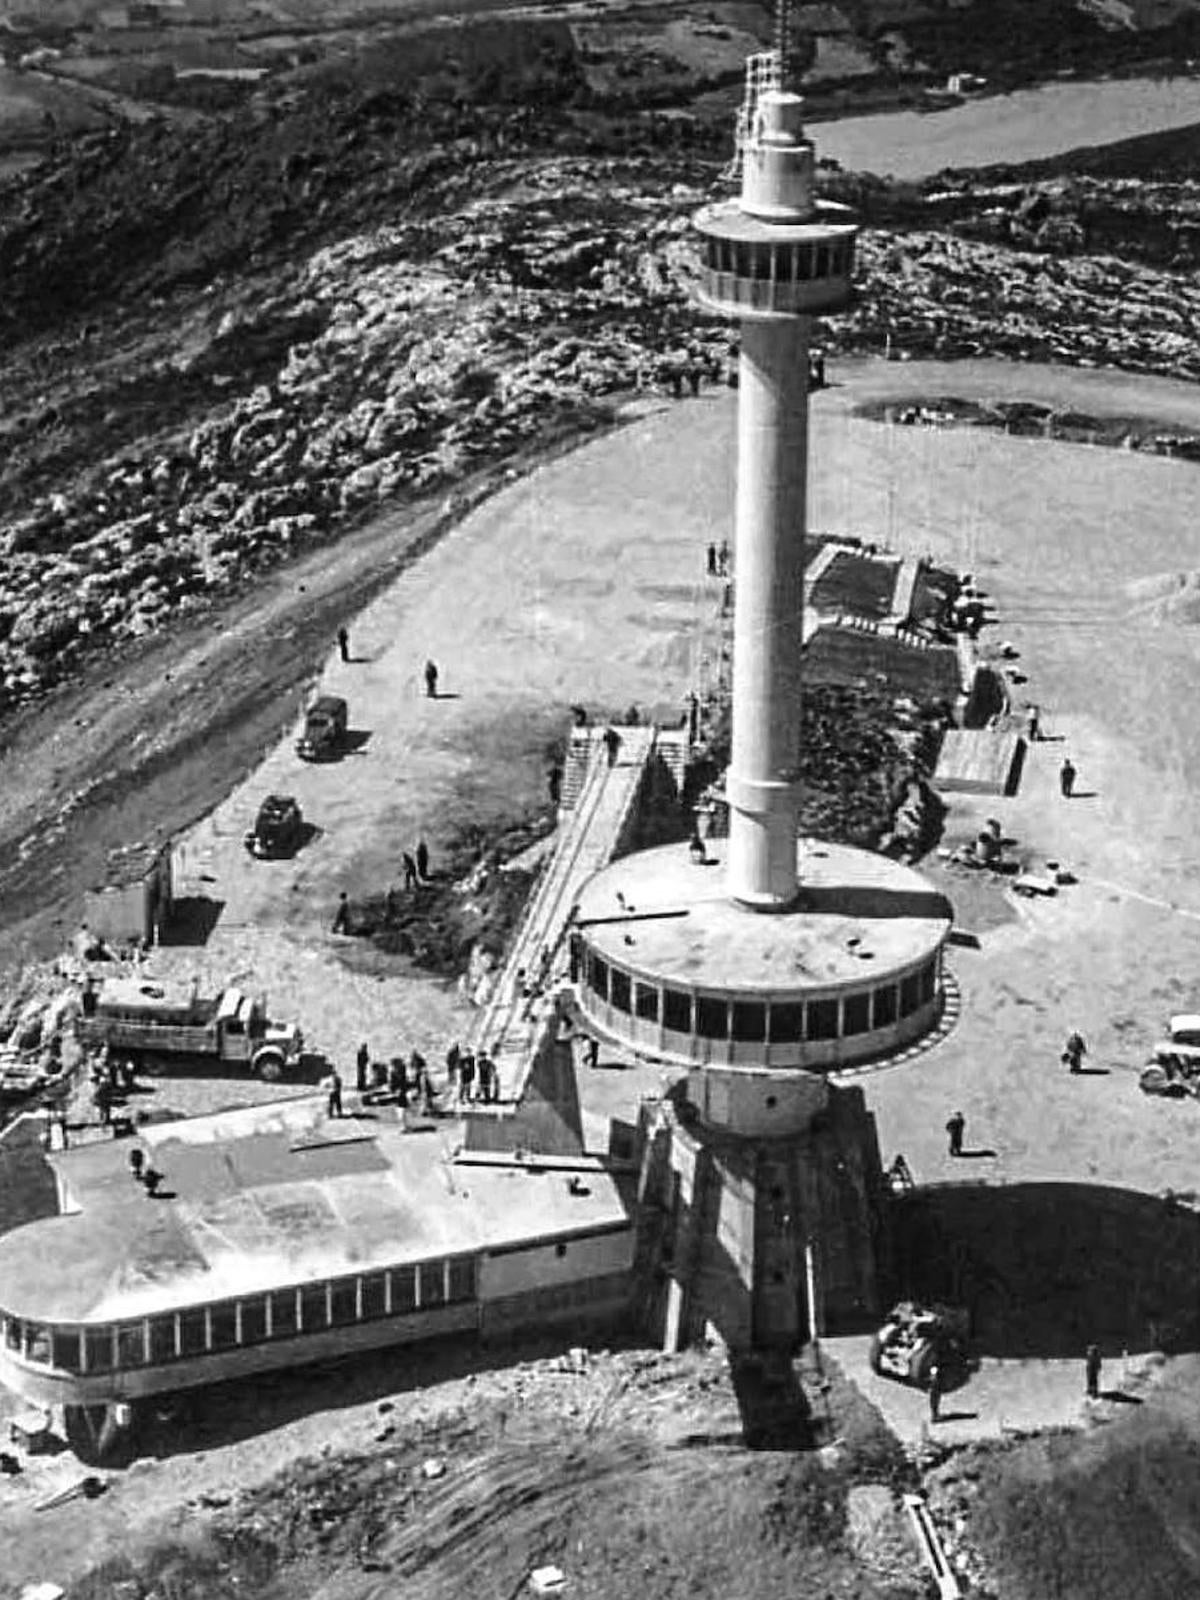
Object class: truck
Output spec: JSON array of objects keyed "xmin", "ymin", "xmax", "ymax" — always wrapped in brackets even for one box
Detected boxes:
[
  {"xmin": 1140, "ymin": 1015, "xmax": 1200, "ymax": 1097},
  {"xmin": 296, "ymin": 695, "xmax": 348, "ymax": 762},
  {"xmin": 77, "ymin": 976, "xmax": 303, "ymax": 1079},
  {"xmin": 868, "ymin": 1301, "xmax": 969, "ymax": 1389}
]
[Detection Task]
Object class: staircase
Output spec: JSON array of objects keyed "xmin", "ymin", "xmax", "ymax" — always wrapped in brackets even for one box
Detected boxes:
[{"xmin": 471, "ymin": 724, "xmax": 657, "ymax": 1101}]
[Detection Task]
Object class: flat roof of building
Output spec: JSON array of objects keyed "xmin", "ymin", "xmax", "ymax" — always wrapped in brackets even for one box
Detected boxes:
[
  {"xmin": 575, "ymin": 838, "xmax": 951, "ymax": 995},
  {"xmin": 0, "ymin": 1098, "xmax": 630, "ymax": 1325}
]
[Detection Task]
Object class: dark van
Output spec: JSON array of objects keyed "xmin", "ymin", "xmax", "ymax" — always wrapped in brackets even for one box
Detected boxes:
[{"xmin": 296, "ymin": 695, "xmax": 348, "ymax": 762}]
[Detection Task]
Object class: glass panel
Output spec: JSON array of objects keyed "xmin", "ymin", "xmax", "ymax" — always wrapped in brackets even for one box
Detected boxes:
[
  {"xmin": 448, "ymin": 1257, "xmax": 476, "ymax": 1304},
  {"xmin": 919, "ymin": 960, "xmax": 937, "ymax": 1003},
  {"xmin": 843, "ymin": 992, "xmax": 871, "ymax": 1037},
  {"xmin": 4, "ymin": 1317, "xmax": 20, "ymax": 1352},
  {"xmin": 796, "ymin": 247, "xmax": 812, "ymax": 281},
  {"xmin": 769, "ymin": 1002, "xmax": 804, "ymax": 1043},
  {"xmin": 270, "ymin": 1289, "xmax": 299, "ymax": 1339},
  {"xmin": 806, "ymin": 998, "xmax": 839, "ymax": 1040},
  {"xmin": 240, "ymin": 1297, "xmax": 267, "ymax": 1346},
  {"xmin": 25, "ymin": 1324, "xmax": 51, "ymax": 1365},
  {"xmin": 420, "ymin": 1260, "xmax": 446, "ymax": 1308},
  {"xmin": 210, "ymin": 1304, "xmax": 238, "ymax": 1352},
  {"xmin": 634, "ymin": 983, "xmax": 659, "ymax": 1022},
  {"xmin": 391, "ymin": 1267, "xmax": 417, "ymax": 1314},
  {"xmin": 900, "ymin": 972, "xmax": 922, "ymax": 1017},
  {"xmin": 86, "ymin": 1326, "xmax": 116, "ymax": 1370},
  {"xmin": 590, "ymin": 955, "xmax": 609, "ymax": 1000},
  {"xmin": 816, "ymin": 245, "xmax": 830, "ymax": 278},
  {"xmin": 662, "ymin": 988, "xmax": 691, "ymax": 1033},
  {"xmin": 299, "ymin": 1284, "xmax": 327, "ymax": 1332},
  {"xmin": 52, "ymin": 1329, "xmax": 83, "ymax": 1373},
  {"xmin": 873, "ymin": 984, "xmax": 898, "ymax": 1028},
  {"xmin": 361, "ymin": 1273, "xmax": 388, "ymax": 1321},
  {"xmin": 178, "ymin": 1309, "xmax": 207, "ymax": 1357},
  {"xmin": 149, "ymin": 1315, "xmax": 176, "ymax": 1364},
  {"xmin": 732, "ymin": 1002, "xmax": 765, "ymax": 1042},
  {"xmin": 695, "ymin": 995, "xmax": 729, "ymax": 1040},
  {"xmin": 330, "ymin": 1279, "xmax": 358, "ymax": 1327},
  {"xmin": 610, "ymin": 968, "xmax": 631, "ymax": 1014},
  {"xmin": 117, "ymin": 1322, "xmax": 146, "ymax": 1366}
]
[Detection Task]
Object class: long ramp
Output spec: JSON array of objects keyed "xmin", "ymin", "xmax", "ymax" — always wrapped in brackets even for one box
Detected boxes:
[{"xmin": 471, "ymin": 724, "xmax": 657, "ymax": 1101}]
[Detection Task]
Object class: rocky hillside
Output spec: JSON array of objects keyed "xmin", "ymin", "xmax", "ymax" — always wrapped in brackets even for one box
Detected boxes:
[{"xmin": 4, "ymin": 50, "xmax": 1200, "ymax": 720}]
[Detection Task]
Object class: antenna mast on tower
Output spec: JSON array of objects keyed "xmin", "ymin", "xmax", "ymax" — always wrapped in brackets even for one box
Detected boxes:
[{"xmin": 723, "ymin": 0, "xmax": 795, "ymax": 183}]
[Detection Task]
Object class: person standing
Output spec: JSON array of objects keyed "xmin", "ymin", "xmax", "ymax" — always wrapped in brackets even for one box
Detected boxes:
[
  {"xmin": 928, "ymin": 1362, "xmax": 943, "ymax": 1424},
  {"xmin": 445, "ymin": 1041, "xmax": 461, "ymax": 1099},
  {"xmin": 416, "ymin": 840, "xmax": 430, "ymax": 882},
  {"xmin": 390, "ymin": 1055, "xmax": 409, "ymax": 1108},
  {"xmin": 410, "ymin": 1049, "xmax": 427, "ymax": 1102},
  {"xmin": 476, "ymin": 1052, "xmax": 493, "ymax": 1104},
  {"xmin": 1085, "ymin": 1343, "xmax": 1102, "ymax": 1399},
  {"xmin": 337, "ymin": 626, "xmax": 350, "ymax": 663},
  {"xmin": 326, "ymin": 1068, "xmax": 344, "ymax": 1119},
  {"xmin": 1026, "ymin": 703, "xmax": 1041, "ymax": 742},
  {"xmin": 1060, "ymin": 757, "xmax": 1077, "ymax": 798},
  {"xmin": 946, "ymin": 1109, "xmax": 965, "ymax": 1157},
  {"xmin": 424, "ymin": 659, "xmax": 439, "ymax": 699},
  {"xmin": 355, "ymin": 1041, "xmax": 370, "ymax": 1094},
  {"xmin": 403, "ymin": 852, "xmax": 419, "ymax": 891},
  {"xmin": 459, "ymin": 1050, "xmax": 476, "ymax": 1105},
  {"xmin": 1063, "ymin": 1031, "xmax": 1087, "ymax": 1073},
  {"xmin": 602, "ymin": 727, "xmax": 621, "ymax": 767},
  {"xmin": 332, "ymin": 892, "xmax": 351, "ymax": 934}
]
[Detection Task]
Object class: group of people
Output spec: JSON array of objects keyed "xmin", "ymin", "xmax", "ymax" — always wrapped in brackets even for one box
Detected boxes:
[
  {"xmin": 705, "ymin": 540, "xmax": 731, "ymax": 579},
  {"xmin": 333, "ymin": 1039, "xmax": 503, "ymax": 1116}
]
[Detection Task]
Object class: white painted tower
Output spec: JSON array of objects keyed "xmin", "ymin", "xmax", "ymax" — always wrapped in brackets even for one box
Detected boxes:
[{"xmin": 693, "ymin": 34, "xmax": 856, "ymax": 907}]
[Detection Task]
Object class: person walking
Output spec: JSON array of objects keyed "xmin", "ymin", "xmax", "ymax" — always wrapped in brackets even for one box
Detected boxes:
[
  {"xmin": 946, "ymin": 1109, "xmax": 965, "ymax": 1157},
  {"xmin": 402, "ymin": 852, "xmax": 419, "ymax": 891},
  {"xmin": 326, "ymin": 1068, "xmax": 344, "ymax": 1119},
  {"xmin": 337, "ymin": 626, "xmax": 350, "ymax": 663},
  {"xmin": 1085, "ymin": 1343, "xmax": 1102, "ymax": 1398},
  {"xmin": 1060, "ymin": 757, "xmax": 1077, "ymax": 798},
  {"xmin": 1063, "ymin": 1030, "xmax": 1087, "ymax": 1073},
  {"xmin": 928, "ymin": 1362, "xmax": 943, "ymax": 1424},
  {"xmin": 355, "ymin": 1041, "xmax": 370, "ymax": 1094},
  {"xmin": 424, "ymin": 659, "xmax": 439, "ymax": 699},
  {"xmin": 332, "ymin": 892, "xmax": 351, "ymax": 934},
  {"xmin": 416, "ymin": 840, "xmax": 430, "ymax": 882}
]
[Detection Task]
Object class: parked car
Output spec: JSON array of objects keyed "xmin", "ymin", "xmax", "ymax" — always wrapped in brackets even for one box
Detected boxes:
[
  {"xmin": 296, "ymin": 695, "xmax": 348, "ymax": 762},
  {"xmin": 245, "ymin": 794, "xmax": 304, "ymax": 858}
]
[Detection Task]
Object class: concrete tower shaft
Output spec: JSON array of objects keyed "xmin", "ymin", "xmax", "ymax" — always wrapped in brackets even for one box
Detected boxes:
[{"xmin": 693, "ymin": 77, "xmax": 857, "ymax": 908}]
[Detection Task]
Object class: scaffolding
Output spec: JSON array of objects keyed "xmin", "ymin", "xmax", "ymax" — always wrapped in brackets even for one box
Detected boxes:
[{"xmin": 722, "ymin": 47, "xmax": 782, "ymax": 186}]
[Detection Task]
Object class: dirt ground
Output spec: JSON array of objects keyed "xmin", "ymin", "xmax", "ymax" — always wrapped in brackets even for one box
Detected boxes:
[{"xmin": 8, "ymin": 355, "xmax": 1200, "ymax": 1592}]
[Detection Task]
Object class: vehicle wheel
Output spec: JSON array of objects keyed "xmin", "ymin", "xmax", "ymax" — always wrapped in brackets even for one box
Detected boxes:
[
  {"xmin": 909, "ymin": 1340, "xmax": 936, "ymax": 1389},
  {"xmin": 254, "ymin": 1048, "xmax": 285, "ymax": 1081},
  {"xmin": 63, "ymin": 1403, "xmax": 134, "ymax": 1465}
]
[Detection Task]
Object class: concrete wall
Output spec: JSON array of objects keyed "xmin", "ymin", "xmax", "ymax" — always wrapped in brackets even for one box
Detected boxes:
[
  {"xmin": 687, "ymin": 1064, "xmax": 829, "ymax": 1137},
  {"xmin": 480, "ymin": 1227, "xmax": 634, "ymax": 1300},
  {"xmin": 461, "ymin": 1030, "xmax": 583, "ymax": 1158}
]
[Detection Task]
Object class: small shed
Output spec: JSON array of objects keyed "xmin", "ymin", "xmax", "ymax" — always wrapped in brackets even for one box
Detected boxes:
[{"xmin": 81, "ymin": 838, "xmax": 173, "ymax": 948}]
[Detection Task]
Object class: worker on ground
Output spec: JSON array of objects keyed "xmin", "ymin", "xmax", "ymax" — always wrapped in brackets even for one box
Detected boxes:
[
  {"xmin": 424, "ymin": 659, "xmax": 439, "ymax": 699},
  {"xmin": 445, "ymin": 1041, "xmax": 461, "ymax": 1097},
  {"xmin": 587, "ymin": 1036, "xmax": 600, "ymax": 1070},
  {"xmin": 403, "ymin": 852, "xmax": 419, "ymax": 891},
  {"xmin": 416, "ymin": 840, "xmax": 430, "ymax": 882},
  {"xmin": 477, "ymin": 1052, "xmax": 494, "ymax": 1104},
  {"xmin": 706, "ymin": 543, "xmax": 718, "ymax": 576},
  {"xmin": 356, "ymin": 1041, "xmax": 370, "ymax": 1094},
  {"xmin": 1063, "ymin": 1031, "xmax": 1087, "ymax": 1073},
  {"xmin": 337, "ymin": 626, "xmax": 350, "ymax": 663},
  {"xmin": 928, "ymin": 1363, "xmax": 943, "ymax": 1424},
  {"xmin": 94, "ymin": 1078, "xmax": 112, "ymax": 1127},
  {"xmin": 1026, "ymin": 703, "xmax": 1041, "ymax": 742},
  {"xmin": 459, "ymin": 1051, "xmax": 476, "ymax": 1105},
  {"xmin": 1085, "ymin": 1342, "xmax": 1102, "ymax": 1399},
  {"xmin": 326, "ymin": 1068, "xmax": 344, "ymax": 1119},
  {"xmin": 946, "ymin": 1109, "xmax": 965, "ymax": 1157},
  {"xmin": 410, "ymin": 1049, "xmax": 427, "ymax": 1100},
  {"xmin": 389, "ymin": 1054, "xmax": 408, "ymax": 1107},
  {"xmin": 1060, "ymin": 757, "xmax": 1077, "ymax": 798},
  {"xmin": 332, "ymin": 892, "xmax": 351, "ymax": 934}
]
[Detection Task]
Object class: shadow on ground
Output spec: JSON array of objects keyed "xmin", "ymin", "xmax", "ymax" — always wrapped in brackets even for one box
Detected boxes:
[{"xmin": 888, "ymin": 1181, "xmax": 1200, "ymax": 1357}]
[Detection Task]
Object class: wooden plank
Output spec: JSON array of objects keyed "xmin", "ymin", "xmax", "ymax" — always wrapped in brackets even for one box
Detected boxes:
[{"xmin": 935, "ymin": 728, "xmax": 1023, "ymax": 797}]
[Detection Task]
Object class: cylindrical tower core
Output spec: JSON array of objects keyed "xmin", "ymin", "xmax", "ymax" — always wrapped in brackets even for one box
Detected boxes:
[{"xmin": 727, "ymin": 317, "xmax": 810, "ymax": 907}]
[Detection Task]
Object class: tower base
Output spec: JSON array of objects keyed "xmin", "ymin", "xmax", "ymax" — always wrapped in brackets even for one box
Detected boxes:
[{"xmin": 634, "ymin": 1078, "xmax": 884, "ymax": 1356}]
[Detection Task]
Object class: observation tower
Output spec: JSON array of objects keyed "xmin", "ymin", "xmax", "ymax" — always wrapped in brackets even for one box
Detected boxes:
[{"xmin": 569, "ymin": 12, "xmax": 954, "ymax": 1355}]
